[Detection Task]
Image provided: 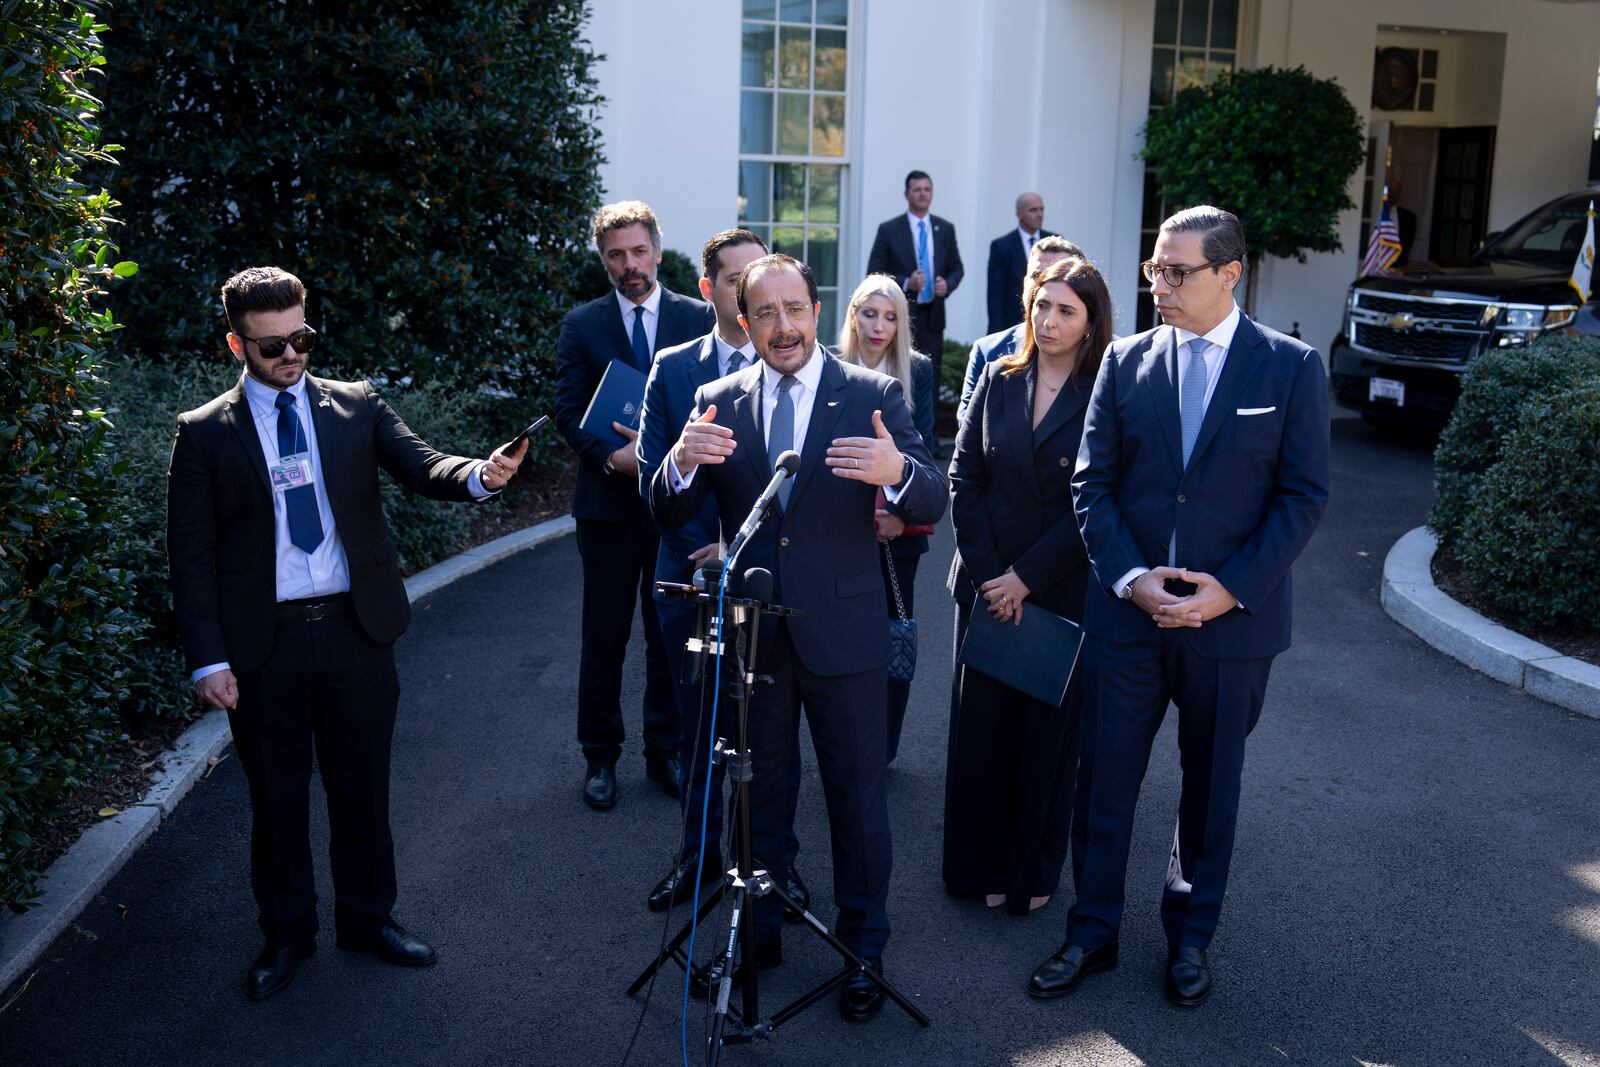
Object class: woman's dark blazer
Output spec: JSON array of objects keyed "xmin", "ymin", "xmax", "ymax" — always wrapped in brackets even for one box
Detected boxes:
[{"xmin": 947, "ymin": 358, "xmax": 1091, "ymax": 620}]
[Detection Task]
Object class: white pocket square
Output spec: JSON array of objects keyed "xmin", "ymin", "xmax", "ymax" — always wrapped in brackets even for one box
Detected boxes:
[{"xmin": 1236, "ymin": 406, "xmax": 1276, "ymax": 416}]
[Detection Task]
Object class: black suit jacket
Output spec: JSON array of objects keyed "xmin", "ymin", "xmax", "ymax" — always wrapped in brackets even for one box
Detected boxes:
[
  {"xmin": 553, "ymin": 287, "xmax": 714, "ymax": 521},
  {"xmin": 166, "ymin": 375, "xmax": 480, "ymax": 674},
  {"xmin": 986, "ymin": 228, "xmax": 1058, "ymax": 334},
  {"xmin": 866, "ymin": 214, "xmax": 964, "ymax": 332},
  {"xmin": 649, "ymin": 352, "xmax": 946, "ymax": 677},
  {"xmin": 948, "ymin": 360, "xmax": 1091, "ymax": 620}
]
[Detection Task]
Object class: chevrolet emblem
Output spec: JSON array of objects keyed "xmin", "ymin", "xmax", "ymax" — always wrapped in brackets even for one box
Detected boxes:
[{"xmin": 1386, "ymin": 312, "xmax": 1416, "ymax": 331}]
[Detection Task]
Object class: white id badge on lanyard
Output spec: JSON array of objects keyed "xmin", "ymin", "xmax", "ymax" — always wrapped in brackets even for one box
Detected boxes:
[{"xmin": 269, "ymin": 452, "xmax": 317, "ymax": 492}]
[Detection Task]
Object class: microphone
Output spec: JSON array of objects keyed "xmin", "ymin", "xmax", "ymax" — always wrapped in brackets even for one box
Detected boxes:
[
  {"xmin": 725, "ymin": 450, "xmax": 800, "ymax": 564},
  {"xmin": 739, "ymin": 567, "xmax": 773, "ymax": 604},
  {"xmin": 693, "ymin": 557, "xmax": 725, "ymax": 592}
]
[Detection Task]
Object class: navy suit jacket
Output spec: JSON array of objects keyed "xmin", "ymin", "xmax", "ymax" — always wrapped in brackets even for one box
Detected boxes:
[
  {"xmin": 637, "ymin": 331, "xmax": 729, "ymax": 594},
  {"xmin": 956, "ymin": 324, "xmax": 1023, "ymax": 426},
  {"xmin": 866, "ymin": 214, "xmax": 964, "ymax": 332},
  {"xmin": 553, "ymin": 287, "xmax": 714, "ymax": 521},
  {"xmin": 649, "ymin": 352, "xmax": 946, "ymax": 677},
  {"xmin": 986, "ymin": 228, "xmax": 1057, "ymax": 334},
  {"xmin": 1071, "ymin": 313, "xmax": 1330, "ymax": 659}
]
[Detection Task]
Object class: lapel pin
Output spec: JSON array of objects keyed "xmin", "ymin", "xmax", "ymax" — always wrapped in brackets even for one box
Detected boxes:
[{"xmin": 827, "ymin": 400, "xmax": 840, "ymax": 407}]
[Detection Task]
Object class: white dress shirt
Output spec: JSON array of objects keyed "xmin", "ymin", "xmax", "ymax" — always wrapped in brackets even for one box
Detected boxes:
[
  {"xmin": 616, "ymin": 282, "xmax": 662, "ymax": 356},
  {"xmin": 712, "ymin": 333, "xmax": 756, "ymax": 378},
  {"xmin": 1017, "ymin": 226, "xmax": 1040, "ymax": 258}
]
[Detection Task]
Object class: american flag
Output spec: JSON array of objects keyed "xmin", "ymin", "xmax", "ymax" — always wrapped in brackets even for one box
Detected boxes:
[{"xmin": 1361, "ymin": 202, "xmax": 1403, "ymax": 277}]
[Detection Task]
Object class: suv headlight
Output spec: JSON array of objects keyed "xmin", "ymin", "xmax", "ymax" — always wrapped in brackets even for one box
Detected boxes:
[
  {"xmin": 1503, "ymin": 307, "xmax": 1543, "ymax": 329},
  {"xmin": 1494, "ymin": 304, "xmax": 1579, "ymax": 346}
]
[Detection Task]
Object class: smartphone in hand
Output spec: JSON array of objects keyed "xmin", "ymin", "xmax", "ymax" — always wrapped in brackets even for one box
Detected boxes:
[{"xmin": 505, "ymin": 414, "xmax": 550, "ymax": 453}]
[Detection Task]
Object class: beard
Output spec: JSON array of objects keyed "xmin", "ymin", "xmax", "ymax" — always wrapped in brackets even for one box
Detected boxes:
[
  {"xmin": 759, "ymin": 327, "xmax": 815, "ymax": 375},
  {"xmin": 243, "ymin": 349, "xmax": 306, "ymax": 389},
  {"xmin": 613, "ymin": 269, "xmax": 654, "ymax": 299}
]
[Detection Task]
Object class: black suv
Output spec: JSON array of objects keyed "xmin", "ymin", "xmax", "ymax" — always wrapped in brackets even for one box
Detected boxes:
[{"xmin": 1330, "ymin": 185, "xmax": 1599, "ymax": 427}]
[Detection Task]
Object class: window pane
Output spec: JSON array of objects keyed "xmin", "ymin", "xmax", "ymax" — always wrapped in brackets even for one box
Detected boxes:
[
  {"xmin": 740, "ymin": 91, "xmax": 774, "ymax": 154},
  {"xmin": 1181, "ymin": 0, "xmax": 1209, "ymax": 47},
  {"xmin": 813, "ymin": 95, "xmax": 845, "ymax": 157},
  {"xmin": 740, "ymin": 161, "xmax": 773, "ymax": 223},
  {"xmin": 1141, "ymin": 169, "xmax": 1161, "ymax": 229},
  {"xmin": 742, "ymin": 24, "xmax": 775, "ymax": 88},
  {"xmin": 1153, "ymin": 0, "xmax": 1178, "ymax": 45},
  {"xmin": 1177, "ymin": 51, "xmax": 1207, "ymax": 94},
  {"xmin": 778, "ymin": 26, "xmax": 811, "ymax": 89},
  {"xmin": 817, "ymin": 291, "xmax": 838, "ymax": 349},
  {"xmin": 743, "ymin": 0, "xmax": 777, "ymax": 19},
  {"xmin": 1421, "ymin": 49, "xmax": 1438, "ymax": 79},
  {"xmin": 809, "ymin": 164, "xmax": 841, "ymax": 223},
  {"xmin": 777, "ymin": 92, "xmax": 810, "ymax": 154},
  {"xmin": 1210, "ymin": 0, "xmax": 1237, "ymax": 48},
  {"xmin": 816, "ymin": 0, "xmax": 847, "ymax": 26},
  {"xmin": 744, "ymin": 223, "xmax": 771, "ymax": 247},
  {"xmin": 779, "ymin": 0, "xmax": 811, "ymax": 22},
  {"xmin": 771, "ymin": 225, "xmax": 805, "ymax": 260},
  {"xmin": 1149, "ymin": 48, "xmax": 1176, "ymax": 106},
  {"xmin": 1208, "ymin": 51, "xmax": 1233, "ymax": 82},
  {"xmin": 815, "ymin": 28, "xmax": 847, "ymax": 91},
  {"xmin": 1418, "ymin": 82, "xmax": 1435, "ymax": 112},
  {"xmin": 774, "ymin": 163, "xmax": 807, "ymax": 221},
  {"xmin": 809, "ymin": 226, "xmax": 839, "ymax": 287}
]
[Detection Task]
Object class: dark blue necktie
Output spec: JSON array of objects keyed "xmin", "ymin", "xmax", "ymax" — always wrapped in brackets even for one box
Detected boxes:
[
  {"xmin": 275, "ymin": 391, "xmax": 325, "ymax": 555},
  {"xmin": 631, "ymin": 305, "xmax": 650, "ymax": 369}
]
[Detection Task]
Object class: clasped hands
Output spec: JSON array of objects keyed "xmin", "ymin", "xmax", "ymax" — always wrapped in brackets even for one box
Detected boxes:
[
  {"xmin": 1130, "ymin": 566, "xmax": 1236, "ymax": 629},
  {"xmin": 672, "ymin": 405, "xmax": 906, "ymax": 486},
  {"xmin": 980, "ymin": 567, "xmax": 1030, "ymax": 627}
]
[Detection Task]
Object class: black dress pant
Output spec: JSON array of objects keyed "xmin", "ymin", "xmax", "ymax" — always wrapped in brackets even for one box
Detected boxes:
[
  {"xmin": 228, "ymin": 611, "xmax": 400, "ymax": 949},
  {"xmin": 575, "ymin": 508, "xmax": 678, "ymax": 766},
  {"xmin": 877, "ymin": 548, "xmax": 919, "ymax": 763}
]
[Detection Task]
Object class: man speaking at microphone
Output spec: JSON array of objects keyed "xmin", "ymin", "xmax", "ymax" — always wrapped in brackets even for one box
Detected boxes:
[{"xmin": 649, "ymin": 253, "xmax": 945, "ymax": 1021}]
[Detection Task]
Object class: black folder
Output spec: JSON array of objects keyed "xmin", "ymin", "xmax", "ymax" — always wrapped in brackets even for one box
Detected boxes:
[
  {"xmin": 580, "ymin": 358, "xmax": 648, "ymax": 453},
  {"xmin": 957, "ymin": 596, "xmax": 1083, "ymax": 707}
]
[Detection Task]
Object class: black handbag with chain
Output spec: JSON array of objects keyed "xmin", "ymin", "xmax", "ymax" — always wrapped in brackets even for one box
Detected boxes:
[{"xmin": 883, "ymin": 545, "xmax": 918, "ymax": 682}]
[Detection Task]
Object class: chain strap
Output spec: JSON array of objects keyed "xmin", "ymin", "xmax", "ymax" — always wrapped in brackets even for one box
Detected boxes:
[{"xmin": 882, "ymin": 543, "xmax": 909, "ymax": 622}]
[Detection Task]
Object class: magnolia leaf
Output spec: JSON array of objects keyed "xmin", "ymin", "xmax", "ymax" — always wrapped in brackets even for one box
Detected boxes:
[{"xmin": 97, "ymin": 806, "xmax": 119, "ymax": 818}]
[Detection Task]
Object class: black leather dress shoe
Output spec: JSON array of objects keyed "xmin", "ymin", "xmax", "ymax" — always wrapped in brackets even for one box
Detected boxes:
[
  {"xmin": 840, "ymin": 956, "xmax": 885, "ymax": 1021},
  {"xmin": 336, "ymin": 921, "xmax": 437, "ymax": 967},
  {"xmin": 245, "ymin": 941, "xmax": 314, "ymax": 1001},
  {"xmin": 645, "ymin": 752, "xmax": 682, "ymax": 800},
  {"xmin": 1026, "ymin": 942, "xmax": 1119, "ymax": 999},
  {"xmin": 688, "ymin": 940, "xmax": 783, "ymax": 999},
  {"xmin": 782, "ymin": 864, "xmax": 810, "ymax": 922},
  {"xmin": 646, "ymin": 851, "xmax": 722, "ymax": 911},
  {"xmin": 583, "ymin": 762, "xmax": 617, "ymax": 810},
  {"xmin": 1165, "ymin": 946, "xmax": 1211, "ymax": 1007}
]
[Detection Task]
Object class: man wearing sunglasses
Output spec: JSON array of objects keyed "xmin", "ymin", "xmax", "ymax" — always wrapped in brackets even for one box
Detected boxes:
[
  {"xmin": 1029, "ymin": 206, "xmax": 1329, "ymax": 1009},
  {"xmin": 166, "ymin": 266, "xmax": 525, "ymax": 1001}
]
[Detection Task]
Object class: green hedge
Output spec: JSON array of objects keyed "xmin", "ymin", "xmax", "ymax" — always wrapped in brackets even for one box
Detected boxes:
[{"xmin": 0, "ymin": 3, "xmax": 146, "ymax": 911}]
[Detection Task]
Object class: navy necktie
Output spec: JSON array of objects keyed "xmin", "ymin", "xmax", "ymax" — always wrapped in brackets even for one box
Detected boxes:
[
  {"xmin": 275, "ymin": 391, "xmax": 325, "ymax": 555},
  {"xmin": 727, "ymin": 349, "xmax": 745, "ymax": 375},
  {"xmin": 767, "ymin": 374, "xmax": 797, "ymax": 510},
  {"xmin": 631, "ymin": 305, "xmax": 650, "ymax": 369}
]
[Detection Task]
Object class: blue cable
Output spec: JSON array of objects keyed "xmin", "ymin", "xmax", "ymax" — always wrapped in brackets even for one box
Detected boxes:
[{"xmin": 682, "ymin": 574, "xmax": 727, "ymax": 1067}]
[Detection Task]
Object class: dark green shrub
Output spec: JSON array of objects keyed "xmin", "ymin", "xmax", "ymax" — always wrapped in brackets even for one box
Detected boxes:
[
  {"xmin": 92, "ymin": 0, "xmax": 605, "ymax": 410},
  {"xmin": 0, "ymin": 2, "xmax": 146, "ymax": 910},
  {"xmin": 1429, "ymin": 334, "xmax": 1600, "ymax": 546},
  {"xmin": 1456, "ymin": 376, "xmax": 1600, "ymax": 627}
]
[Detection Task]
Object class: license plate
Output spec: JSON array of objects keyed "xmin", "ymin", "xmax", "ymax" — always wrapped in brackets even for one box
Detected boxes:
[{"xmin": 1369, "ymin": 377, "xmax": 1406, "ymax": 406}]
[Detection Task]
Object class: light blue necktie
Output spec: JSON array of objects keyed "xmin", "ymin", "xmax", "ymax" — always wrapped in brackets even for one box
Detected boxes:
[
  {"xmin": 767, "ymin": 374, "xmax": 797, "ymax": 509},
  {"xmin": 631, "ymin": 305, "xmax": 650, "ymax": 370},
  {"xmin": 916, "ymin": 219, "xmax": 935, "ymax": 305},
  {"xmin": 1180, "ymin": 338, "xmax": 1210, "ymax": 467},
  {"xmin": 275, "ymin": 391, "xmax": 325, "ymax": 555}
]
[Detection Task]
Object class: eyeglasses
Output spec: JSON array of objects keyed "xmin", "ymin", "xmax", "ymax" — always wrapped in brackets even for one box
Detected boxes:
[
  {"xmin": 748, "ymin": 301, "xmax": 816, "ymax": 327},
  {"xmin": 1140, "ymin": 260, "xmax": 1224, "ymax": 287},
  {"xmin": 238, "ymin": 325, "xmax": 317, "ymax": 358}
]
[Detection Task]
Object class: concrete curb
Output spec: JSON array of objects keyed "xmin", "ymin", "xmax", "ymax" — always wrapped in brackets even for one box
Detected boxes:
[
  {"xmin": 1381, "ymin": 526, "xmax": 1600, "ymax": 720},
  {"xmin": 0, "ymin": 513, "xmax": 577, "ymax": 994}
]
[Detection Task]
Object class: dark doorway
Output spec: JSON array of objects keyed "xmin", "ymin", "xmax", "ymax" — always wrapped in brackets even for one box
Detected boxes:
[{"xmin": 1429, "ymin": 126, "xmax": 1495, "ymax": 264}]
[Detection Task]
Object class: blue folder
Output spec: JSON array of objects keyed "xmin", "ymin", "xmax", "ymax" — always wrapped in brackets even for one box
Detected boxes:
[
  {"xmin": 957, "ymin": 595, "xmax": 1083, "ymax": 707},
  {"xmin": 580, "ymin": 358, "xmax": 648, "ymax": 454}
]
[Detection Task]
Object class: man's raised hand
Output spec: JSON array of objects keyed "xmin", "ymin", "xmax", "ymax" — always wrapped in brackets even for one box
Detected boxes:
[
  {"xmin": 826, "ymin": 410, "xmax": 904, "ymax": 486},
  {"xmin": 671, "ymin": 405, "xmax": 736, "ymax": 476}
]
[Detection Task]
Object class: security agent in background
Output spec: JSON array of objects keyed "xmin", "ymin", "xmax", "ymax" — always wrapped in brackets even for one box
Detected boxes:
[
  {"xmin": 866, "ymin": 169, "xmax": 964, "ymax": 381},
  {"xmin": 649, "ymin": 254, "xmax": 946, "ymax": 1021},
  {"xmin": 985, "ymin": 191, "xmax": 1058, "ymax": 335},
  {"xmin": 634, "ymin": 229, "xmax": 811, "ymax": 917},
  {"xmin": 552, "ymin": 200, "xmax": 715, "ymax": 812},
  {"xmin": 166, "ymin": 267, "xmax": 525, "ymax": 1001}
]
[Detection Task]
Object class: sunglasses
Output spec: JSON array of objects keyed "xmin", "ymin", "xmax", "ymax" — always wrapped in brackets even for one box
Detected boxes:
[{"xmin": 239, "ymin": 325, "xmax": 318, "ymax": 359}]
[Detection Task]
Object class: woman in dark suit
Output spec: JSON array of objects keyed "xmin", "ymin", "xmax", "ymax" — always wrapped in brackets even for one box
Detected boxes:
[
  {"xmin": 836, "ymin": 274, "xmax": 937, "ymax": 764},
  {"xmin": 942, "ymin": 256, "xmax": 1113, "ymax": 914}
]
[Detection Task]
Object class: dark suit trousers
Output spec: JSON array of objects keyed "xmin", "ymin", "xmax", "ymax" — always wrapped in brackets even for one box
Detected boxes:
[
  {"xmin": 1067, "ymin": 631, "xmax": 1271, "ymax": 951},
  {"xmin": 877, "ymin": 549, "xmax": 919, "ymax": 763},
  {"xmin": 748, "ymin": 621, "xmax": 892, "ymax": 956},
  {"xmin": 908, "ymin": 303, "xmax": 943, "ymax": 382},
  {"xmin": 657, "ymin": 596, "xmax": 802, "ymax": 867},
  {"xmin": 228, "ymin": 612, "xmax": 400, "ymax": 948},
  {"xmin": 575, "ymin": 506, "xmax": 677, "ymax": 765}
]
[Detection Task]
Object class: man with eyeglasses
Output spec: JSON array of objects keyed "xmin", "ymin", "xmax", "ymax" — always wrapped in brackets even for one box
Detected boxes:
[
  {"xmin": 649, "ymin": 253, "xmax": 945, "ymax": 1021},
  {"xmin": 166, "ymin": 266, "xmax": 525, "ymax": 1001},
  {"xmin": 1028, "ymin": 206, "xmax": 1329, "ymax": 1008}
]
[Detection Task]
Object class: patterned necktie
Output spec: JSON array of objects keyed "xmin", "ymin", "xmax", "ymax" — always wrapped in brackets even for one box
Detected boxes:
[
  {"xmin": 275, "ymin": 391, "xmax": 325, "ymax": 554},
  {"xmin": 1180, "ymin": 338, "xmax": 1210, "ymax": 467},
  {"xmin": 631, "ymin": 305, "xmax": 650, "ymax": 369},
  {"xmin": 767, "ymin": 374, "xmax": 797, "ymax": 509},
  {"xmin": 726, "ymin": 349, "xmax": 745, "ymax": 375},
  {"xmin": 916, "ymin": 219, "xmax": 935, "ymax": 305}
]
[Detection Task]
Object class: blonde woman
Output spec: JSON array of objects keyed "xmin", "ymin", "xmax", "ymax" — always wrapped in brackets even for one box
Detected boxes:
[{"xmin": 835, "ymin": 274, "xmax": 937, "ymax": 764}]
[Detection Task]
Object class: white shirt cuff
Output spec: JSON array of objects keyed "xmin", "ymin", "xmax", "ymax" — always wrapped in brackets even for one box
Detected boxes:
[
  {"xmin": 192, "ymin": 662, "xmax": 231, "ymax": 684},
  {"xmin": 666, "ymin": 453, "xmax": 697, "ymax": 493},
  {"xmin": 467, "ymin": 462, "xmax": 497, "ymax": 500},
  {"xmin": 1113, "ymin": 566, "xmax": 1149, "ymax": 599},
  {"xmin": 882, "ymin": 464, "xmax": 915, "ymax": 504}
]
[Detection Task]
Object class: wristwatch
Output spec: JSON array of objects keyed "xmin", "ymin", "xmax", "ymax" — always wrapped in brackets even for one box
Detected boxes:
[
  {"xmin": 892, "ymin": 455, "xmax": 913, "ymax": 491},
  {"xmin": 1119, "ymin": 579, "xmax": 1135, "ymax": 600}
]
